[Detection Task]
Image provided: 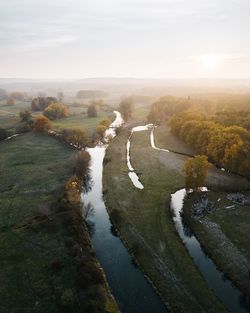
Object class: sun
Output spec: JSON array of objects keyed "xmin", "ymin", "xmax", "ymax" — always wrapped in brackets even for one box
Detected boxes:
[{"xmin": 200, "ymin": 54, "xmax": 219, "ymax": 70}]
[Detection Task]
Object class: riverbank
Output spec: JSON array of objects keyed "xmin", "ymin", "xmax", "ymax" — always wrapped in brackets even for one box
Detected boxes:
[
  {"xmin": 103, "ymin": 127, "xmax": 228, "ymax": 313},
  {"xmin": 0, "ymin": 133, "xmax": 119, "ymax": 313},
  {"xmin": 182, "ymin": 191, "xmax": 250, "ymax": 299}
]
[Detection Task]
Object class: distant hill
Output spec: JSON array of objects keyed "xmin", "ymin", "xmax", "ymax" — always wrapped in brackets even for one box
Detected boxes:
[{"xmin": 76, "ymin": 89, "xmax": 108, "ymax": 99}]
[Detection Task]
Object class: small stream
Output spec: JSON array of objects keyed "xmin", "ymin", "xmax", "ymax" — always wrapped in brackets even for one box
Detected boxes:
[
  {"xmin": 126, "ymin": 124, "xmax": 250, "ymax": 313},
  {"xmin": 82, "ymin": 112, "xmax": 167, "ymax": 313}
]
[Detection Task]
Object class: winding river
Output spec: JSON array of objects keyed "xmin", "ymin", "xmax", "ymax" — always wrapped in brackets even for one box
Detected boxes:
[
  {"xmin": 82, "ymin": 112, "xmax": 167, "ymax": 313},
  {"xmin": 126, "ymin": 124, "xmax": 250, "ymax": 313}
]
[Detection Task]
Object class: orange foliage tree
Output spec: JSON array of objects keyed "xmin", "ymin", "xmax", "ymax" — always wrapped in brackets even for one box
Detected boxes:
[{"xmin": 34, "ymin": 115, "xmax": 51, "ymax": 133}]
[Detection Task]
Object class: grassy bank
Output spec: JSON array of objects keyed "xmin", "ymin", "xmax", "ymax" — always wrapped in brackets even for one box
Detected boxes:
[
  {"xmin": 0, "ymin": 133, "xmax": 119, "ymax": 313},
  {"xmin": 103, "ymin": 127, "xmax": 230, "ymax": 313},
  {"xmin": 183, "ymin": 191, "xmax": 250, "ymax": 297}
]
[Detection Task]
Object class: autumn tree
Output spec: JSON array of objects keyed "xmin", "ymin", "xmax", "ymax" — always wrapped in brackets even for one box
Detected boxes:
[
  {"xmin": 34, "ymin": 115, "xmax": 51, "ymax": 133},
  {"xmin": 183, "ymin": 155, "xmax": 212, "ymax": 191},
  {"xmin": 43, "ymin": 103, "xmax": 69, "ymax": 120},
  {"xmin": 119, "ymin": 97, "xmax": 133, "ymax": 122}
]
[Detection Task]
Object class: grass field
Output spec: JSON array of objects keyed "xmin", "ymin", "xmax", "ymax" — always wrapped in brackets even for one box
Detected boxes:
[
  {"xmin": 0, "ymin": 100, "xmax": 31, "ymax": 131},
  {"xmin": 103, "ymin": 127, "xmax": 230, "ymax": 313},
  {"xmin": 51, "ymin": 110, "xmax": 113, "ymax": 136},
  {"xmin": 0, "ymin": 133, "xmax": 119, "ymax": 313}
]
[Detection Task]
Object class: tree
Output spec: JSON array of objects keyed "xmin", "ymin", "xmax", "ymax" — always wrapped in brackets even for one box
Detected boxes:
[
  {"xmin": 31, "ymin": 96, "xmax": 58, "ymax": 111},
  {"xmin": 10, "ymin": 91, "xmax": 28, "ymax": 101},
  {"xmin": 99, "ymin": 119, "xmax": 111, "ymax": 128},
  {"xmin": 18, "ymin": 109, "xmax": 34, "ymax": 132},
  {"xmin": 95, "ymin": 125, "xmax": 107, "ymax": 138},
  {"xmin": 43, "ymin": 103, "xmax": 69, "ymax": 120},
  {"xmin": 183, "ymin": 155, "xmax": 212, "ymax": 190},
  {"xmin": 87, "ymin": 104, "xmax": 97, "ymax": 117},
  {"xmin": 57, "ymin": 91, "xmax": 64, "ymax": 102},
  {"xmin": 6, "ymin": 97, "xmax": 15, "ymax": 106},
  {"xmin": 0, "ymin": 128, "xmax": 8, "ymax": 140},
  {"xmin": 75, "ymin": 151, "xmax": 91, "ymax": 177},
  {"xmin": 119, "ymin": 97, "xmax": 133, "ymax": 122},
  {"xmin": 61, "ymin": 128, "xmax": 88, "ymax": 147},
  {"xmin": 19, "ymin": 109, "xmax": 32, "ymax": 122},
  {"xmin": 148, "ymin": 96, "xmax": 191, "ymax": 123},
  {"xmin": 34, "ymin": 115, "xmax": 51, "ymax": 133}
]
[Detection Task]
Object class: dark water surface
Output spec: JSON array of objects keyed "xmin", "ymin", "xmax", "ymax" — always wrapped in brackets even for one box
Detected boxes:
[{"xmin": 82, "ymin": 112, "xmax": 167, "ymax": 313}]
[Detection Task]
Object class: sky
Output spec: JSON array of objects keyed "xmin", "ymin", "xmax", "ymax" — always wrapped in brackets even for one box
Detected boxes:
[{"xmin": 0, "ymin": 0, "xmax": 250, "ymax": 79}]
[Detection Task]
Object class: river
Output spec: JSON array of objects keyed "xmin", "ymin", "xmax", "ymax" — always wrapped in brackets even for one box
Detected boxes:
[{"xmin": 82, "ymin": 112, "xmax": 167, "ymax": 313}]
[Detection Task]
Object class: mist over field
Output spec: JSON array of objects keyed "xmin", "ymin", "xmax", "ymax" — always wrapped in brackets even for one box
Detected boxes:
[{"xmin": 1, "ymin": 1, "xmax": 250, "ymax": 313}]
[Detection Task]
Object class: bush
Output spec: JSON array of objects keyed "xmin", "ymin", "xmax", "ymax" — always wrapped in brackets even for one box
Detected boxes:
[
  {"xmin": 34, "ymin": 115, "xmax": 51, "ymax": 133},
  {"xmin": 43, "ymin": 103, "xmax": 69, "ymax": 120}
]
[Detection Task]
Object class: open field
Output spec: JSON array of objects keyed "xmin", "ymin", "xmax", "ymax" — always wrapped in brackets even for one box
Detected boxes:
[
  {"xmin": 0, "ymin": 133, "xmax": 119, "ymax": 313},
  {"xmin": 51, "ymin": 110, "xmax": 112, "ymax": 136},
  {"xmin": 103, "ymin": 127, "xmax": 232, "ymax": 313},
  {"xmin": 0, "ymin": 100, "xmax": 31, "ymax": 131}
]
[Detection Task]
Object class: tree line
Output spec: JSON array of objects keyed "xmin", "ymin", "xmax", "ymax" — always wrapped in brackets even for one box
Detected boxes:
[{"xmin": 169, "ymin": 111, "xmax": 250, "ymax": 179}]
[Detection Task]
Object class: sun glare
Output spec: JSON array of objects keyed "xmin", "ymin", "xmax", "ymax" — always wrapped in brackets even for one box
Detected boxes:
[{"xmin": 200, "ymin": 54, "xmax": 219, "ymax": 71}]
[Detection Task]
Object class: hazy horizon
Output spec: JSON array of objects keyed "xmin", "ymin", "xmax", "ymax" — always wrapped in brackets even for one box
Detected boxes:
[{"xmin": 1, "ymin": 0, "xmax": 250, "ymax": 79}]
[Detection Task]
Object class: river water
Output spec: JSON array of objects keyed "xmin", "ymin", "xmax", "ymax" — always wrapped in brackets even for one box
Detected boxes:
[
  {"xmin": 82, "ymin": 112, "xmax": 167, "ymax": 313},
  {"xmin": 126, "ymin": 124, "xmax": 250, "ymax": 313}
]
